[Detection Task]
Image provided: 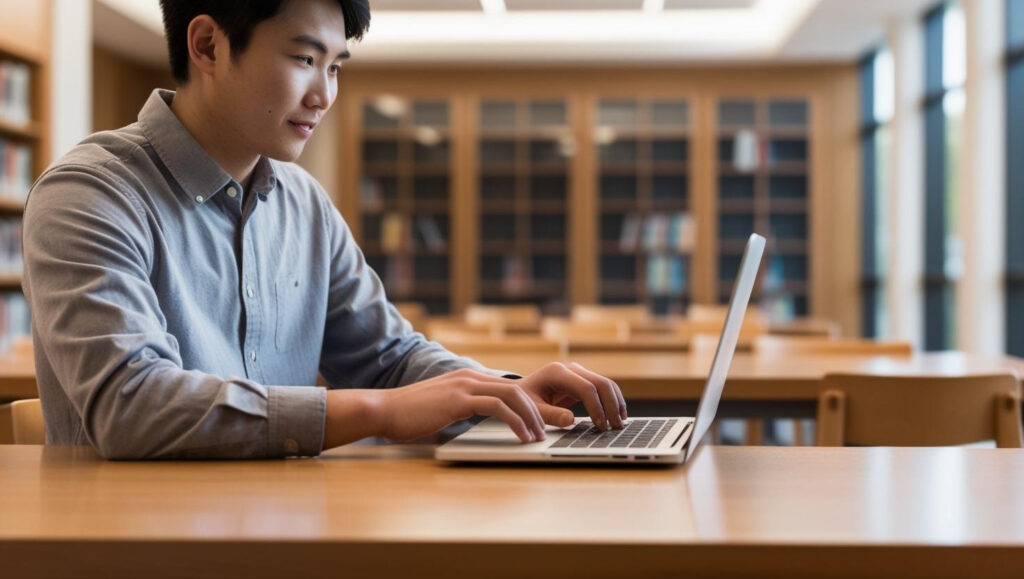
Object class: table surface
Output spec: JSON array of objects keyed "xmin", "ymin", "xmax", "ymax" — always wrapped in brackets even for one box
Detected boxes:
[
  {"xmin": 3, "ymin": 443, "xmax": 1024, "ymax": 578},
  {"xmin": 4, "ymin": 350, "xmax": 1024, "ymax": 402}
]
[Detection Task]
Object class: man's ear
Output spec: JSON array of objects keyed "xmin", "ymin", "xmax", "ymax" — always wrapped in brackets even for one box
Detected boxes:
[{"xmin": 185, "ymin": 14, "xmax": 223, "ymax": 78}]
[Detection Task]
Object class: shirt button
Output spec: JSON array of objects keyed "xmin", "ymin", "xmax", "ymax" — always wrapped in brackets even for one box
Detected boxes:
[
  {"xmin": 195, "ymin": 195, "xmax": 204, "ymax": 203},
  {"xmin": 250, "ymin": 350, "xmax": 257, "ymax": 362},
  {"xmin": 283, "ymin": 439, "xmax": 299, "ymax": 454},
  {"xmin": 246, "ymin": 286, "xmax": 255, "ymax": 298},
  {"xmin": 226, "ymin": 186, "xmax": 239, "ymax": 199}
]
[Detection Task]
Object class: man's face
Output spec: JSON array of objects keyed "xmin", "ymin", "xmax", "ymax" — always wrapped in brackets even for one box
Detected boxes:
[{"xmin": 213, "ymin": 0, "xmax": 349, "ymax": 162}]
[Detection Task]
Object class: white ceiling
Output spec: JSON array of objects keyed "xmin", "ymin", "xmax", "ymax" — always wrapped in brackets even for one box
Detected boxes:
[{"xmin": 92, "ymin": 0, "xmax": 939, "ymax": 68}]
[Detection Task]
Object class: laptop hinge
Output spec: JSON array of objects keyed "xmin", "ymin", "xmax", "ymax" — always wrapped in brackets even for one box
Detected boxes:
[{"xmin": 672, "ymin": 421, "xmax": 694, "ymax": 448}]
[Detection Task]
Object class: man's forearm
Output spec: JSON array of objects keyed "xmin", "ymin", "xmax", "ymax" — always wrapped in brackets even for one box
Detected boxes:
[{"xmin": 322, "ymin": 389, "xmax": 385, "ymax": 450}]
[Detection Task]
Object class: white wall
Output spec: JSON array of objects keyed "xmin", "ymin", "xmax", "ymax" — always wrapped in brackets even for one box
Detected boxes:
[{"xmin": 50, "ymin": 0, "xmax": 92, "ymax": 161}]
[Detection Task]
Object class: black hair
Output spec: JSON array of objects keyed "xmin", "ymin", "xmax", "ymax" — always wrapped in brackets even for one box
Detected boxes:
[{"xmin": 159, "ymin": 0, "xmax": 370, "ymax": 84}]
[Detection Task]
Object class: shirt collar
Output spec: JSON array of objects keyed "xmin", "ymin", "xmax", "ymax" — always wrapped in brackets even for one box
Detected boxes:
[{"xmin": 138, "ymin": 89, "xmax": 278, "ymax": 206}]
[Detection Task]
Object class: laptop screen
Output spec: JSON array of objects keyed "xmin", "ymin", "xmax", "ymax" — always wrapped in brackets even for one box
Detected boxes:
[{"xmin": 683, "ymin": 233, "xmax": 765, "ymax": 462}]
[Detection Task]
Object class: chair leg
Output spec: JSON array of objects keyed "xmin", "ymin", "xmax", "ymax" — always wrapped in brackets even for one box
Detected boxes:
[
  {"xmin": 994, "ymin": 393, "xmax": 1023, "ymax": 448},
  {"xmin": 743, "ymin": 419, "xmax": 764, "ymax": 445},
  {"xmin": 816, "ymin": 390, "xmax": 846, "ymax": 446},
  {"xmin": 791, "ymin": 419, "xmax": 805, "ymax": 446}
]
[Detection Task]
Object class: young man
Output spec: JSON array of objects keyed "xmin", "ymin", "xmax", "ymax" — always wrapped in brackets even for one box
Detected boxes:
[{"xmin": 21, "ymin": 0, "xmax": 627, "ymax": 459}]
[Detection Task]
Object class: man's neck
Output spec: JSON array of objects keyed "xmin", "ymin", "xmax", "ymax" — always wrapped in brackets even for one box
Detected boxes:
[{"xmin": 169, "ymin": 86, "xmax": 258, "ymax": 187}]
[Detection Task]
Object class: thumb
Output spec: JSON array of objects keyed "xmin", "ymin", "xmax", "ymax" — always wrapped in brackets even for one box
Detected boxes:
[{"xmin": 537, "ymin": 403, "xmax": 575, "ymax": 428}]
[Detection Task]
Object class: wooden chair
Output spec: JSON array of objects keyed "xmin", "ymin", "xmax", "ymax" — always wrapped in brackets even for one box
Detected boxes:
[
  {"xmin": 817, "ymin": 373, "xmax": 1023, "ymax": 448},
  {"xmin": 674, "ymin": 318, "xmax": 766, "ymax": 349},
  {"xmin": 11, "ymin": 398, "xmax": 44, "ymax": 445},
  {"xmin": 541, "ymin": 317, "xmax": 630, "ymax": 343},
  {"xmin": 687, "ymin": 303, "xmax": 766, "ymax": 325},
  {"xmin": 465, "ymin": 304, "xmax": 541, "ymax": 333},
  {"xmin": 754, "ymin": 336, "xmax": 913, "ymax": 357},
  {"xmin": 571, "ymin": 305, "xmax": 651, "ymax": 328}
]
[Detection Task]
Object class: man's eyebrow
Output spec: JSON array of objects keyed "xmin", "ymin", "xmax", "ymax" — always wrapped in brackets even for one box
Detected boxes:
[{"xmin": 289, "ymin": 34, "xmax": 351, "ymax": 60}]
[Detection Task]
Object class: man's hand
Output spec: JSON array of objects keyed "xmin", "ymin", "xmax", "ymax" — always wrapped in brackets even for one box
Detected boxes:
[{"xmin": 321, "ymin": 363, "xmax": 628, "ymax": 451}]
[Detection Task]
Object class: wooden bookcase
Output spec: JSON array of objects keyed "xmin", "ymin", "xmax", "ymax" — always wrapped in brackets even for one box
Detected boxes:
[
  {"xmin": 714, "ymin": 97, "xmax": 812, "ymax": 316},
  {"xmin": 356, "ymin": 96, "xmax": 457, "ymax": 314},
  {"xmin": 593, "ymin": 98, "xmax": 693, "ymax": 316},
  {"xmin": 335, "ymin": 67, "xmax": 860, "ymax": 334},
  {"xmin": 0, "ymin": 0, "xmax": 50, "ymax": 350},
  {"xmin": 474, "ymin": 98, "xmax": 573, "ymax": 315}
]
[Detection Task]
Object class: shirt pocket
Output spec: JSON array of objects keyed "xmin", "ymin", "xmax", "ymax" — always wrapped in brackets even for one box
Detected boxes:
[{"xmin": 275, "ymin": 276, "xmax": 310, "ymax": 352}]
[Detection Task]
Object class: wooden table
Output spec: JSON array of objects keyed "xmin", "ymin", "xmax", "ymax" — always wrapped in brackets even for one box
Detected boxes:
[{"xmin": 2, "ymin": 444, "xmax": 1024, "ymax": 578}]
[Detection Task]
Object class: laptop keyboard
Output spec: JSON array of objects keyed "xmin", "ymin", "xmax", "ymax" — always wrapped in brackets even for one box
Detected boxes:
[{"xmin": 549, "ymin": 419, "xmax": 679, "ymax": 449}]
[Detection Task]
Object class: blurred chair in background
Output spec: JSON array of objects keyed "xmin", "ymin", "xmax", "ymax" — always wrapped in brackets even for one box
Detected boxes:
[{"xmin": 465, "ymin": 304, "xmax": 541, "ymax": 334}]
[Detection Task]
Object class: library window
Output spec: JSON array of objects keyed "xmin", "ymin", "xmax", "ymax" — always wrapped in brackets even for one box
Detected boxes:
[
  {"xmin": 1007, "ymin": 0, "xmax": 1024, "ymax": 354},
  {"xmin": 921, "ymin": 1, "xmax": 965, "ymax": 351},
  {"xmin": 859, "ymin": 47, "xmax": 894, "ymax": 338}
]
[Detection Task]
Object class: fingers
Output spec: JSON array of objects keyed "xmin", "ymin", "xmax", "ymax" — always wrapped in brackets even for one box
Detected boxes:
[
  {"xmin": 544, "ymin": 363, "xmax": 616, "ymax": 430},
  {"xmin": 566, "ymin": 362, "xmax": 628, "ymax": 423},
  {"xmin": 471, "ymin": 382, "xmax": 547, "ymax": 442},
  {"xmin": 467, "ymin": 396, "xmax": 536, "ymax": 444}
]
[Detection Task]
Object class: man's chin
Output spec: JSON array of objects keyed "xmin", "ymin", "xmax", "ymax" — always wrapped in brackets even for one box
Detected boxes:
[{"xmin": 262, "ymin": 144, "xmax": 305, "ymax": 163}]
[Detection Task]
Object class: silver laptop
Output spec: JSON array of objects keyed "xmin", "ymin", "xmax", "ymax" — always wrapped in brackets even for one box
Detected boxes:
[{"xmin": 436, "ymin": 233, "xmax": 766, "ymax": 465}]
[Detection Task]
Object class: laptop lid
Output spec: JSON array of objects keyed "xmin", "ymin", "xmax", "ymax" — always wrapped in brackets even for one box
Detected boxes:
[{"xmin": 683, "ymin": 233, "xmax": 765, "ymax": 462}]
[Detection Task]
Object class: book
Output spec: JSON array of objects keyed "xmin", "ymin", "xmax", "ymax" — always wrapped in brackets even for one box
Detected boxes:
[
  {"xmin": 416, "ymin": 216, "xmax": 446, "ymax": 251},
  {"xmin": 380, "ymin": 212, "xmax": 407, "ymax": 253},
  {"xmin": 619, "ymin": 212, "xmax": 641, "ymax": 252}
]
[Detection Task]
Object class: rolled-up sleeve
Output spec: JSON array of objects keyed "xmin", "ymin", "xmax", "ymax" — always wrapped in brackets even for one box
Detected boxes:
[{"xmin": 23, "ymin": 165, "xmax": 325, "ymax": 459}]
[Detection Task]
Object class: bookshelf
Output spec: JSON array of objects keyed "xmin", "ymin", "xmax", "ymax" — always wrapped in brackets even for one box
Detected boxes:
[
  {"xmin": 715, "ymin": 98, "xmax": 811, "ymax": 318},
  {"xmin": 336, "ymin": 67, "xmax": 859, "ymax": 334},
  {"xmin": 0, "ymin": 0, "xmax": 50, "ymax": 353},
  {"xmin": 594, "ymin": 98, "xmax": 693, "ymax": 316},
  {"xmin": 357, "ymin": 96, "xmax": 455, "ymax": 314},
  {"xmin": 475, "ymin": 98, "xmax": 572, "ymax": 315}
]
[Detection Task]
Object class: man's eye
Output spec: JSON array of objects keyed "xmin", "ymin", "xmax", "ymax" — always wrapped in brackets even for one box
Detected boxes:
[
  {"xmin": 295, "ymin": 56, "xmax": 314, "ymax": 66},
  {"xmin": 329, "ymin": 64, "xmax": 342, "ymax": 75}
]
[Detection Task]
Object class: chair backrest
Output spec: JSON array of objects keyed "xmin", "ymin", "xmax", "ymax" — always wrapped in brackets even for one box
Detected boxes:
[
  {"xmin": 816, "ymin": 373, "xmax": 1023, "ymax": 448},
  {"xmin": 754, "ymin": 336, "xmax": 913, "ymax": 357},
  {"xmin": 465, "ymin": 304, "xmax": 541, "ymax": 333},
  {"xmin": 11, "ymin": 398, "xmax": 44, "ymax": 445},
  {"xmin": 675, "ymin": 318, "xmax": 765, "ymax": 347},
  {"xmin": 687, "ymin": 303, "xmax": 766, "ymax": 325},
  {"xmin": 571, "ymin": 304, "xmax": 651, "ymax": 327},
  {"xmin": 541, "ymin": 317, "xmax": 630, "ymax": 343}
]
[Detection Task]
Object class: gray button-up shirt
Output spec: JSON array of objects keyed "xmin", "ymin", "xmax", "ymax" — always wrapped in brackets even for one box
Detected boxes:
[{"xmin": 22, "ymin": 89, "xmax": 484, "ymax": 459}]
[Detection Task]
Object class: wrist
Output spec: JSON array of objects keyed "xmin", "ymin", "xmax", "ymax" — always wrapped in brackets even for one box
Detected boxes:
[{"xmin": 323, "ymin": 389, "xmax": 388, "ymax": 450}]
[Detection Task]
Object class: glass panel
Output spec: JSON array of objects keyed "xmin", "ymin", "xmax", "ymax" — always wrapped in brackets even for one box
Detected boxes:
[
  {"xmin": 768, "ymin": 175, "xmax": 807, "ymax": 199},
  {"xmin": 652, "ymin": 175, "xmax": 687, "ymax": 201},
  {"xmin": 414, "ymin": 139, "xmax": 449, "ymax": 163},
  {"xmin": 600, "ymin": 213, "xmax": 625, "ymax": 241},
  {"xmin": 769, "ymin": 139, "xmax": 807, "ymax": 163},
  {"xmin": 601, "ymin": 255, "xmax": 637, "ymax": 281},
  {"xmin": 412, "ymin": 102, "xmax": 449, "ymax": 127},
  {"xmin": 530, "ymin": 214, "xmax": 565, "ymax": 240},
  {"xmin": 652, "ymin": 138, "xmax": 688, "ymax": 162},
  {"xmin": 414, "ymin": 255, "xmax": 448, "ymax": 281},
  {"xmin": 529, "ymin": 101, "xmax": 566, "ymax": 126},
  {"xmin": 718, "ymin": 100, "xmax": 756, "ymax": 126},
  {"xmin": 600, "ymin": 175, "xmax": 638, "ymax": 200},
  {"xmin": 481, "ymin": 176, "xmax": 516, "ymax": 200},
  {"xmin": 651, "ymin": 101, "xmax": 688, "ymax": 127},
  {"xmin": 481, "ymin": 255, "xmax": 504, "ymax": 280},
  {"xmin": 413, "ymin": 176, "xmax": 448, "ymax": 201},
  {"xmin": 768, "ymin": 100, "xmax": 808, "ymax": 127},
  {"xmin": 363, "ymin": 103, "xmax": 399, "ymax": 128},
  {"xmin": 481, "ymin": 101, "xmax": 517, "ymax": 128},
  {"xmin": 720, "ymin": 175, "xmax": 755, "ymax": 200},
  {"xmin": 533, "ymin": 256, "xmax": 566, "ymax": 281},
  {"xmin": 769, "ymin": 214, "xmax": 807, "ymax": 240},
  {"xmin": 480, "ymin": 215, "xmax": 516, "ymax": 241},
  {"xmin": 598, "ymin": 100, "xmax": 639, "ymax": 126},
  {"xmin": 925, "ymin": 7, "xmax": 945, "ymax": 94},
  {"xmin": 599, "ymin": 139, "xmax": 638, "ymax": 163},
  {"xmin": 530, "ymin": 175, "xmax": 567, "ymax": 200},
  {"xmin": 943, "ymin": 2, "xmax": 966, "ymax": 90},
  {"xmin": 480, "ymin": 139, "xmax": 516, "ymax": 163},
  {"xmin": 1012, "ymin": 0, "xmax": 1024, "ymax": 49},
  {"xmin": 719, "ymin": 214, "xmax": 754, "ymax": 240},
  {"xmin": 363, "ymin": 140, "xmax": 398, "ymax": 163},
  {"xmin": 529, "ymin": 139, "xmax": 564, "ymax": 162}
]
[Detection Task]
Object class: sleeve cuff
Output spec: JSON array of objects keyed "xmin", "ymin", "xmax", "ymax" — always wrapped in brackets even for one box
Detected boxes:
[{"xmin": 267, "ymin": 386, "xmax": 327, "ymax": 457}]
